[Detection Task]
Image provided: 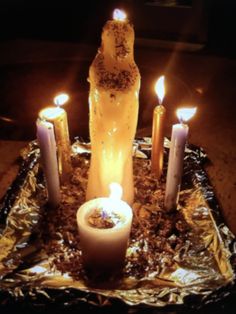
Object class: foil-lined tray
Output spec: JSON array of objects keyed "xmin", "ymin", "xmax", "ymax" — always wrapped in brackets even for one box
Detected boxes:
[{"xmin": 0, "ymin": 138, "xmax": 236, "ymax": 311}]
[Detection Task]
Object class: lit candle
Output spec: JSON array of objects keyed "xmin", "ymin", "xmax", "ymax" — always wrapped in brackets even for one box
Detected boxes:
[
  {"xmin": 151, "ymin": 76, "xmax": 166, "ymax": 178},
  {"xmin": 36, "ymin": 119, "xmax": 60, "ymax": 207},
  {"xmin": 165, "ymin": 107, "xmax": 197, "ymax": 211},
  {"xmin": 86, "ymin": 9, "xmax": 140, "ymax": 205},
  {"xmin": 39, "ymin": 93, "xmax": 72, "ymax": 183},
  {"xmin": 77, "ymin": 183, "xmax": 133, "ymax": 274}
]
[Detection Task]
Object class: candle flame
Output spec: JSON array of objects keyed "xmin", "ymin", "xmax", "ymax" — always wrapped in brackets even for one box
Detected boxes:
[
  {"xmin": 176, "ymin": 107, "xmax": 197, "ymax": 123},
  {"xmin": 113, "ymin": 9, "xmax": 127, "ymax": 21},
  {"xmin": 54, "ymin": 93, "xmax": 69, "ymax": 107},
  {"xmin": 155, "ymin": 76, "xmax": 165, "ymax": 104},
  {"xmin": 101, "ymin": 183, "xmax": 123, "ymax": 218},
  {"xmin": 109, "ymin": 182, "xmax": 123, "ymax": 200},
  {"xmin": 39, "ymin": 107, "xmax": 63, "ymax": 120}
]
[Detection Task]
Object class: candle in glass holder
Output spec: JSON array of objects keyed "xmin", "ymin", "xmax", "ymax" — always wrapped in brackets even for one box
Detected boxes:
[
  {"xmin": 77, "ymin": 183, "xmax": 133, "ymax": 274},
  {"xmin": 151, "ymin": 76, "xmax": 166, "ymax": 178},
  {"xmin": 39, "ymin": 93, "xmax": 71, "ymax": 183},
  {"xmin": 86, "ymin": 9, "xmax": 140, "ymax": 205},
  {"xmin": 165, "ymin": 108, "xmax": 197, "ymax": 211}
]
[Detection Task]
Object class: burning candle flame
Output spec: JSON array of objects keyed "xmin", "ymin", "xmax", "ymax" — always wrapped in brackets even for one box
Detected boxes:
[
  {"xmin": 176, "ymin": 107, "xmax": 197, "ymax": 123},
  {"xmin": 54, "ymin": 93, "xmax": 69, "ymax": 107},
  {"xmin": 109, "ymin": 182, "xmax": 123, "ymax": 200},
  {"xmin": 101, "ymin": 183, "xmax": 123, "ymax": 218},
  {"xmin": 155, "ymin": 76, "xmax": 165, "ymax": 104},
  {"xmin": 39, "ymin": 107, "xmax": 63, "ymax": 120},
  {"xmin": 113, "ymin": 9, "xmax": 127, "ymax": 21}
]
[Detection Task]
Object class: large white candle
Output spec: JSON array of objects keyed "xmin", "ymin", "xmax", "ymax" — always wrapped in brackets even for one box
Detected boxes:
[
  {"xmin": 165, "ymin": 108, "xmax": 197, "ymax": 211},
  {"xmin": 36, "ymin": 119, "xmax": 60, "ymax": 207},
  {"xmin": 86, "ymin": 9, "xmax": 140, "ymax": 205},
  {"xmin": 77, "ymin": 183, "xmax": 133, "ymax": 274}
]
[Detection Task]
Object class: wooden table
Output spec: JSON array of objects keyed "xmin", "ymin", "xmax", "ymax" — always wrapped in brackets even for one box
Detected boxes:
[{"xmin": 0, "ymin": 140, "xmax": 27, "ymax": 200}]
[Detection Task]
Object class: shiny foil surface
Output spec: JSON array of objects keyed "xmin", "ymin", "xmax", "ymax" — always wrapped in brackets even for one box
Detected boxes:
[{"xmin": 0, "ymin": 138, "xmax": 235, "ymax": 310}]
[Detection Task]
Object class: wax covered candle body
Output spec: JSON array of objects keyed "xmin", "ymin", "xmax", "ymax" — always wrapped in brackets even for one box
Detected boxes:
[
  {"xmin": 151, "ymin": 76, "xmax": 166, "ymax": 178},
  {"xmin": 151, "ymin": 104, "xmax": 166, "ymax": 178},
  {"xmin": 77, "ymin": 197, "xmax": 133, "ymax": 273},
  {"xmin": 164, "ymin": 123, "xmax": 188, "ymax": 210},
  {"xmin": 36, "ymin": 119, "xmax": 60, "ymax": 207},
  {"xmin": 86, "ymin": 11, "xmax": 140, "ymax": 205},
  {"xmin": 165, "ymin": 108, "xmax": 196, "ymax": 210},
  {"xmin": 39, "ymin": 107, "xmax": 71, "ymax": 183}
]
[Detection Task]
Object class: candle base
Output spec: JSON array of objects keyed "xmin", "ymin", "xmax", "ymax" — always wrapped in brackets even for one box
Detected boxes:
[
  {"xmin": 77, "ymin": 197, "xmax": 133, "ymax": 277},
  {"xmin": 82, "ymin": 252, "xmax": 126, "ymax": 280}
]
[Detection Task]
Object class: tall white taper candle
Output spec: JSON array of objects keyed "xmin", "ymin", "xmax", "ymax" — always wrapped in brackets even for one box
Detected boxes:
[
  {"xmin": 164, "ymin": 123, "xmax": 188, "ymax": 210},
  {"xmin": 164, "ymin": 108, "xmax": 196, "ymax": 211},
  {"xmin": 36, "ymin": 119, "xmax": 60, "ymax": 207}
]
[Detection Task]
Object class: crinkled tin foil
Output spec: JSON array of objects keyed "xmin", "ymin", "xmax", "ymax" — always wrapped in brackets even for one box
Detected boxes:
[
  {"xmin": 0, "ymin": 138, "xmax": 235, "ymax": 310},
  {"xmin": 0, "ymin": 142, "xmax": 46, "ymax": 279}
]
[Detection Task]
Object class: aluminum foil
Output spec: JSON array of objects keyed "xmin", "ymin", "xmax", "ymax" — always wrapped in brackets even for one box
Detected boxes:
[{"xmin": 0, "ymin": 138, "xmax": 235, "ymax": 310}]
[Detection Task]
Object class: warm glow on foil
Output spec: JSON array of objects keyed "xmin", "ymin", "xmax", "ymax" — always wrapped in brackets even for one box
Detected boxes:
[
  {"xmin": 155, "ymin": 76, "xmax": 165, "ymax": 104},
  {"xmin": 54, "ymin": 93, "xmax": 69, "ymax": 107},
  {"xmin": 30, "ymin": 265, "xmax": 47, "ymax": 274},
  {"xmin": 176, "ymin": 107, "xmax": 197, "ymax": 123},
  {"xmin": 170, "ymin": 268, "xmax": 200, "ymax": 285},
  {"xmin": 113, "ymin": 9, "xmax": 127, "ymax": 21}
]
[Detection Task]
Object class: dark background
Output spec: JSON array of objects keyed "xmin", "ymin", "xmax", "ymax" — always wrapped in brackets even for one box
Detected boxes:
[
  {"xmin": 0, "ymin": 0, "xmax": 236, "ymax": 141},
  {"xmin": 0, "ymin": 0, "xmax": 235, "ymax": 56}
]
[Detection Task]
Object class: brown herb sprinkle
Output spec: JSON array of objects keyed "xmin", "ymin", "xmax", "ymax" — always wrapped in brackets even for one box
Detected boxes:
[
  {"xmin": 88, "ymin": 208, "xmax": 122, "ymax": 229},
  {"xmin": 41, "ymin": 154, "xmax": 192, "ymax": 281}
]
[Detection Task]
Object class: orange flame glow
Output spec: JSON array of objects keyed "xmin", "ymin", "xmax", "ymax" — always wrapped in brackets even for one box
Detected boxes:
[
  {"xmin": 54, "ymin": 93, "xmax": 69, "ymax": 107},
  {"xmin": 39, "ymin": 107, "xmax": 63, "ymax": 120},
  {"xmin": 109, "ymin": 182, "xmax": 123, "ymax": 200},
  {"xmin": 155, "ymin": 76, "xmax": 165, "ymax": 104},
  {"xmin": 176, "ymin": 107, "xmax": 197, "ymax": 123},
  {"xmin": 113, "ymin": 9, "xmax": 127, "ymax": 21}
]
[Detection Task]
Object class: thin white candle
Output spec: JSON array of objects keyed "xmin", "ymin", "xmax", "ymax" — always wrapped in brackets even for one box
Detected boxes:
[
  {"xmin": 77, "ymin": 183, "xmax": 133, "ymax": 274},
  {"xmin": 36, "ymin": 119, "xmax": 60, "ymax": 207},
  {"xmin": 165, "ymin": 108, "xmax": 197, "ymax": 211}
]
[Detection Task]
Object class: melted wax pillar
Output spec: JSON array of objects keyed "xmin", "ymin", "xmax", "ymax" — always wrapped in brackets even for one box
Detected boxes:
[{"xmin": 86, "ymin": 13, "xmax": 140, "ymax": 205}]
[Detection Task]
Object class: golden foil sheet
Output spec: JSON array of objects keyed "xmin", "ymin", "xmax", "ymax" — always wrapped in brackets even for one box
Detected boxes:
[{"xmin": 0, "ymin": 138, "xmax": 235, "ymax": 310}]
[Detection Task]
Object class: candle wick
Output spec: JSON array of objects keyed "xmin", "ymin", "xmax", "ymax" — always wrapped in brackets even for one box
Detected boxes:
[
  {"xmin": 179, "ymin": 117, "xmax": 184, "ymax": 124},
  {"xmin": 40, "ymin": 116, "xmax": 46, "ymax": 122}
]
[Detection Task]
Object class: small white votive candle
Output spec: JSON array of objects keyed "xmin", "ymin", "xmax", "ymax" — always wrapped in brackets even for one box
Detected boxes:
[{"xmin": 77, "ymin": 184, "xmax": 133, "ymax": 274}]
